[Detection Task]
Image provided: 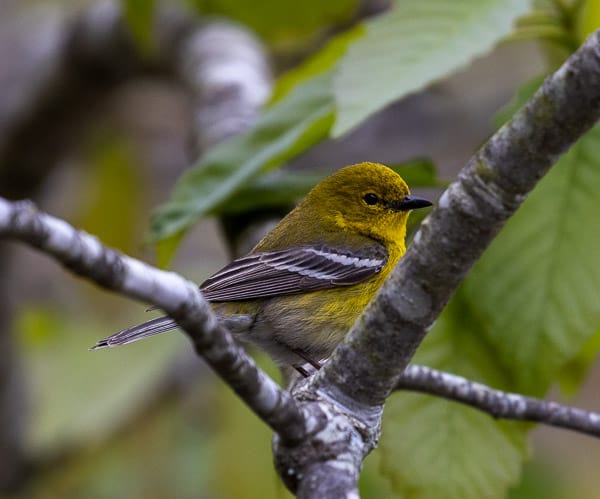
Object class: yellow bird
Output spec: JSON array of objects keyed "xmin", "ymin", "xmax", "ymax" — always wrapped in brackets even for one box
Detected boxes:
[{"xmin": 92, "ymin": 162, "xmax": 432, "ymax": 375}]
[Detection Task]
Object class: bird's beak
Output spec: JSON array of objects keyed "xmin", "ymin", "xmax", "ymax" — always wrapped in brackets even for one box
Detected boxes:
[{"xmin": 395, "ymin": 195, "xmax": 433, "ymax": 211}]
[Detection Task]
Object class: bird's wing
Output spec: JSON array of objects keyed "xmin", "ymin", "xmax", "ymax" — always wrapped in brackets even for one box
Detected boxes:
[{"xmin": 200, "ymin": 245, "xmax": 388, "ymax": 301}]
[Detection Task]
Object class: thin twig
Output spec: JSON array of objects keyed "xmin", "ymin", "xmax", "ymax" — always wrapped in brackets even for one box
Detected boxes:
[{"xmin": 397, "ymin": 365, "xmax": 600, "ymax": 438}]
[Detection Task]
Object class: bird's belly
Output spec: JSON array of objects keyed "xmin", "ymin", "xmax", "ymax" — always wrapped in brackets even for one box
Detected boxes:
[
  {"xmin": 255, "ymin": 285, "xmax": 376, "ymax": 364},
  {"xmin": 211, "ymin": 280, "xmax": 380, "ymax": 367}
]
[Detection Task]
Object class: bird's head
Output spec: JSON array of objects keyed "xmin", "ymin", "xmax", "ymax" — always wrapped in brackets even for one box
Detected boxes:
[{"xmin": 306, "ymin": 162, "xmax": 432, "ymax": 246}]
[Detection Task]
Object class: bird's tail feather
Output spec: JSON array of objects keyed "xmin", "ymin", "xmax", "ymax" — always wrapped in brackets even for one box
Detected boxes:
[{"xmin": 90, "ymin": 316, "xmax": 178, "ymax": 350}]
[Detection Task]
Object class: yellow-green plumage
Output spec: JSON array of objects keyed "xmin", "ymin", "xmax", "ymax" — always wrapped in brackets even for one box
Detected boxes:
[
  {"xmin": 94, "ymin": 162, "xmax": 431, "ymax": 371},
  {"xmin": 214, "ymin": 162, "xmax": 412, "ymax": 365}
]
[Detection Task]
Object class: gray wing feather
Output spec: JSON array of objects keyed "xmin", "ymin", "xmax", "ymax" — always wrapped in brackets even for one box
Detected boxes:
[
  {"xmin": 92, "ymin": 244, "xmax": 387, "ymax": 349},
  {"xmin": 91, "ymin": 316, "xmax": 177, "ymax": 349},
  {"xmin": 200, "ymin": 245, "xmax": 387, "ymax": 301}
]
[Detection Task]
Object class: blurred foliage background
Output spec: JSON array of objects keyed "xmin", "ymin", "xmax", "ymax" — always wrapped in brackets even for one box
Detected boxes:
[{"xmin": 1, "ymin": 0, "xmax": 600, "ymax": 498}]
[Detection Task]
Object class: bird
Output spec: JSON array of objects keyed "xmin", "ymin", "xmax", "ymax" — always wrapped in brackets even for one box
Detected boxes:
[{"xmin": 91, "ymin": 162, "xmax": 432, "ymax": 375}]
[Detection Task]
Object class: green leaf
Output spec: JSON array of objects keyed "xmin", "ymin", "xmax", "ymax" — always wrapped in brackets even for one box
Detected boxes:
[
  {"xmin": 269, "ymin": 25, "xmax": 364, "ymax": 104},
  {"xmin": 555, "ymin": 326, "xmax": 600, "ymax": 396},
  {"xmin": 122, "ymin": 0, "xmax": 156, "ymax": 54},
  {"xmin": 192, "ymin": 0, "xmax": 360, "ymax": 44},
  {"xmin": 211, "ymin": 353, "xmax": 291, "ymax": 499},
  {"xmin": 381, "ymin": 292, "xmax": 529, "ymax": 499},
  {"xmin": 508, "ymin": 458, "xmax": 569, "ymax": 499},
  {"xmin": 77, "ymin": 137, "xmax": 142, "ymax": 254},
  {"xmin": 16, "ymin": 307, "xmax": 185, "ymax": 453},
  {"xmin": 215, "ymin": 170, "xmax": 323, "ymax": 216},
  {"xmin": 575, "ymin": 0, "xmax": 600, "ymax": 44},
  {"xmin": 22, "ymin": 390, "xmax": 215, "ymax": 498},
  {"xmin": 333, "ymin": 0, "xmax": 531, "ymax": 136},
  {"xmin": 149, "ymin": 73, "xmax": 334, "ymax": 242},
  {"xmin": 215, "ymin": 158, "xmax": 440, "ymax": 216},
  {"xmin": 464, "ymin": 123, "xmax": 600, "ymax": 394},
  {"xmin": 359, "ymin": 448, "xmax": 400, "ymax": 498},
  {"xmin": 389, "ymin": 158, "xmax": 444, "ymax": 187},
  {"xmin": 154, "ymin": 230, "xmax": 185, "ymax": 269}
]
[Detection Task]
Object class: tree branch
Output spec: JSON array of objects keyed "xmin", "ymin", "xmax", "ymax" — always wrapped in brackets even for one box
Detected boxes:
[
  {"xmin": 397, "ymin": 365, "xmax": 600, "ymax": 438},
  {"xmin": 0, "ymin": 198, "xmax": 307, "ymax": 445},
  {"xmin": 173, "ymin": 20, "xmax": 272, "ymax": 151}
]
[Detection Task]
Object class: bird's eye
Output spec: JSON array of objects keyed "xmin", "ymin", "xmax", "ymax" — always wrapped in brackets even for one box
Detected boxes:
[{"xmin": 363, "ymin": 193, "xmax": 379, "ymax": 206}]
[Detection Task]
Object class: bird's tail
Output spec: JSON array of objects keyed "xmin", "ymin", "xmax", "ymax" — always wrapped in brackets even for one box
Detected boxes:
[{"xmin": 90, "ymin": 316, "xmax": 178, "ymax": 350}]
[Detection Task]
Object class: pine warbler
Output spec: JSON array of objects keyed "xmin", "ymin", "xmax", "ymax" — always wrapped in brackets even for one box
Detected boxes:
[{"xmin": 92, "ymin": 162, "xmax": 431, "ymax": 373}]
